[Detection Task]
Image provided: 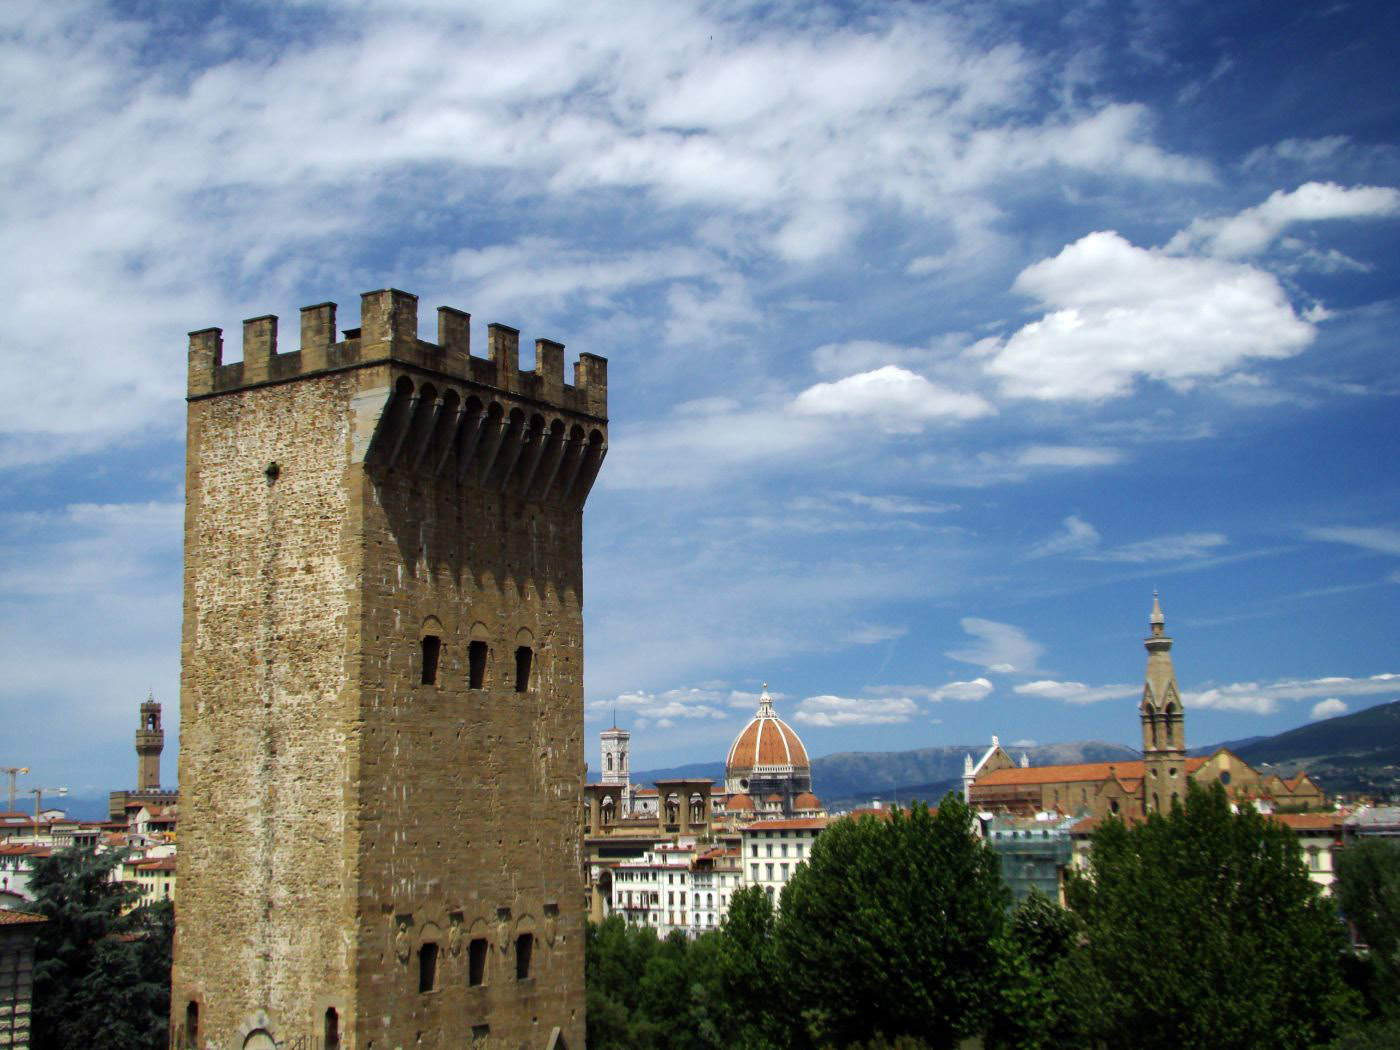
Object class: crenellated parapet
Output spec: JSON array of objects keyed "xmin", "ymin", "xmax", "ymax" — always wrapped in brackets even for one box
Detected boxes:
[
  {"xmin": 187, "ymin": 289, "xmax": 608, "ymax": 507},
  {"xmin": 187, "ymin": 288, "xmax": 607, "ymax": 419}
]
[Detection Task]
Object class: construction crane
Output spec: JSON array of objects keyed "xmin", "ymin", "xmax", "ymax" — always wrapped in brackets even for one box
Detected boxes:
[
  {"xmin": 26, "ymin": 785, "xmax": 67, "ymax": 839},
  {"xmin": 2, "ymin": 766, "xmax": 28, "ymax": 810}
]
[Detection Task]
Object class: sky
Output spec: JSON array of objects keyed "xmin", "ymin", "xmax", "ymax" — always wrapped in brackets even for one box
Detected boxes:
[{"xmin": 1, "ymin": 0, "xmax": 1398, "ymax": 798}]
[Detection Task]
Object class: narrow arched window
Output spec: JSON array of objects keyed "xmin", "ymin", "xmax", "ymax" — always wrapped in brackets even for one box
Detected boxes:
[
  {"xmin": 468, "ymin": 640, "xmax": 488, "ymax": 689},
  {"xmin": 421, "ymin": 635, "xmax": 441, "ymax": 685},
  {"xmin": 515, "ymin": 646, "xmax": 533, "ymax": 692},
  {"xmin": 324, "ymin": 1007, "xmax": 340, "ymax": 1050}
]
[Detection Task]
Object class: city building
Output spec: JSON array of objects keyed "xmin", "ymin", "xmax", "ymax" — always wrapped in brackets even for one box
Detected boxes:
[
  {"xmin": 173, "ymin": 291, "xmax": 606, "ymax": 1050},
  {"xmin": 967, "ymin": 596, "xmax": 1326, "ymax": 820},
  {"xmin": 739, "ymin": 817, "xmax": 828, "ymax": 905},
  {"xmin": 0, "ymin": 909, "xmax": 45, "ymax": 1050}
]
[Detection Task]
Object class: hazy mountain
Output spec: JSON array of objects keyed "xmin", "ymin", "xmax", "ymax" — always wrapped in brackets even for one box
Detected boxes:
[
  {"xmin": 635, "ymin": 740, "xmax": 1141, "ymax": 807},
  {"xmin": 631, "ymin": 702, "xmax": 1400, "ymax": 806}
]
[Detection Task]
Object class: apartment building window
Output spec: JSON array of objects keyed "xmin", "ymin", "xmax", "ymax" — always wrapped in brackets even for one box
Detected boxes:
[
  {"xmin": 781, "ymin": 844, "xmax": 788, "ymax": 857},
  {"xmin": 766, "ymin": 863, "xmax": 774, "ymax": 880},
  {"xmin": 766, "ymin": 844, "xmax": 773, "ymax": 857},
  {"xmin": 781, "ymin": 863, "xmax": 789, "ymax": 878},
  {"xmin": 750, "ymin": 863, "xmax": 759, "ymax": 881},
  {"xmin": 796, "ymin": 843, "xmax": 804, "ymax": 858}
]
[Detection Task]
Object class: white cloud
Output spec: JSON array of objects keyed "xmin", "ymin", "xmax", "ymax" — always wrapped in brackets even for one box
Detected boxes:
[
  {"xmin": 1014, "ymin": 680, "xmax": 1139, "ymax": 705},
  {"xmin": 1311, "ymin": 698, "xmax": 1348, "ymax": 721},
  {"xmin": 1014, "ymin": 445, "xmax": 1123, "ymax": 469},
  {"xmin": 792, "ymin": 695, "xmax": 919, "ymax": 727},
  {"xmin": 1025, "ymin": 516, "xmax": 1227, "ymax": 563},
  {"xmin": 844, "ymin": 623, "xmax": 908, "ymax": 645},
  {"xmin": 978, "ymin": 231, "xmax": 1315, "ymax": 401},
  {"xmin": 1184, "ymin": 673, "xmax": 1400, "ymax": 716},
  {"xmin": 929, "ymin": 678, "xmax": 995, "ymax": 702},
  {"xmin": 791, "ymin": 366, "xmax": 994, "ymax": 432},
  {"xmin": 1089, "ymin": 531, "xmax": 1228, "ymax": 563},
  {"xmin": 1241, "ymin": 137, "xmax": 1350, "ymax": 171},
  {"xmin": 947, "ymin": 618, "xmax": 1042, "ymax": 674},
  {"xmin": 1307, "ymin": 526, "xmax": 1400, "ymax": 557},
  {"xmin": 1168, "ymin": 182, "xmax": 1400, "ymax": 258},
  {"xmin": 0, "ymin": 1, "xmax": 1211, "ymax": 461},
  {"xmin": 586, "ymin": 686, "xmax": 734, "ymax": 722},
  {"xmin": 1026, "ymin": 515, "xmax": 1101, "ymax": 559}
]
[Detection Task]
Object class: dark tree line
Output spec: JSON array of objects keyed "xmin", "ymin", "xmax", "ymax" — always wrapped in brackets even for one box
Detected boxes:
[
  {"xmin": 26, "ymin": 846, "xmax": 172, "ymax": 1050},
  {"xmin": 588, "ymin": 786, "xmax": 1387, "ymax": 1050}
]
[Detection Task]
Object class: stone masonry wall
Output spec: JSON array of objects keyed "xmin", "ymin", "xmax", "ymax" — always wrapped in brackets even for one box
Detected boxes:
[
  {"xmin": 174, "ymin": 373, "xmax": 359, "ymax": 1044},
  {"xmin": 351, "ymin": 465, "xmax": 586, "ymax": 1049}
]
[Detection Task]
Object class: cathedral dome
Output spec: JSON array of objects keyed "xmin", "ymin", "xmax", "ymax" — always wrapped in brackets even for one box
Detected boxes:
[{"xmin": 725, "ymin": 686, "xmax": 810, "ymax": 789}]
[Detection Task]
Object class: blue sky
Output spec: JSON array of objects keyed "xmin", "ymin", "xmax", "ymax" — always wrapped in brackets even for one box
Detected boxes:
[{"xmin": 2, "ymin": 0, "xmax": 1398, "ymax": 796}]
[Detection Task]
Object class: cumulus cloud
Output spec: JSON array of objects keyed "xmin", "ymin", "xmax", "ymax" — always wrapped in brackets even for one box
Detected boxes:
[
  {"xmin": 1014, "ymin": 680, "xmax": 1139, "ymax": 704},
  {"xmin": 792, "ymin": 695, "xmax": 919, "ymax": 727},
  {"xmin": 1307, "ymin": 526, "xmax": 1400, "ymax": 557},
  {"xmin": 1311, "ymin": 698, "xmax": 1348, "ymax": 720},
  {"xmin": 0, "ymin": 1, "xmax": 1209, "ymax": 462},
  {"xmin": 977, "ymin": 231, "xmax": 1315, "ymax": 401},
  {"xmin": 929, "ymin": 678, "xmax": 995, "ymax": 702},
  {"xmin": 791, "ymin": 366, "xmax": 994, "ymax": 432},
  {"xmin": 1168, "ymin": 182, "xmax": 1400, "ymax": 258},
  {"xmin": 1184, "ymin": 673, "xmax": 1400, "ymax": 715},
  {"xmin": 587, "ymin": 686, "xmax": 738, "ymax": 724},
  {"xmin": 947, "ymin": 618, "xmax": 1043, "ymax": 674}
]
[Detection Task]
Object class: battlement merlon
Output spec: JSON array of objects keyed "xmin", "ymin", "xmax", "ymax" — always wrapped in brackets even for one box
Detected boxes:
[{"xmin": 187, "ymin": 288, "xmax": 607, "ymax": 420}]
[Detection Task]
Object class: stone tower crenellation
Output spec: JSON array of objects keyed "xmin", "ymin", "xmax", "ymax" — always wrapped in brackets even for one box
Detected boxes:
[{"xmin": 172, "ymin": 289, "xmax": 607, "ymax": 1049}]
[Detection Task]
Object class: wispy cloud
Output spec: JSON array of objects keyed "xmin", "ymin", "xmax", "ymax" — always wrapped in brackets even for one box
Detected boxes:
[
  {"xmin": 1014, "ymin": 680, "xmax": 1140, "ymax": 705},
  {"xmin": 1026, "ymin": 515, "xmax": 1227, "ymax": 563},
  {"xmin": 947, "ymin": 618, "xmax": 1043, "ymax": 674},
  {"xmin": 1307, "ymin": 525, "xmax": 1400, "ymax": 557}
]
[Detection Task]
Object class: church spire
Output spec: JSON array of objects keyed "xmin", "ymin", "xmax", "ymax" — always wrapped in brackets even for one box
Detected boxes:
[{"xmin": 1140, "ymin": 593, "xmax": 1185, "ymax": 814}]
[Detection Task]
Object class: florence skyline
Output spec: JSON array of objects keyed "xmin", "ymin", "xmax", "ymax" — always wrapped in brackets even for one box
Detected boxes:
[{"xmin": 1, "ymin": 1, "xmax": 1397, "ymax": 792}]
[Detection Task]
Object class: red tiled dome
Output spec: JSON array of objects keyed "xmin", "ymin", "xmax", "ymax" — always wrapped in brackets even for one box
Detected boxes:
[
  {"xmin": 793, "ymin": 791, "xmax": 822, "ymax": 811},
  {"xmin": 727, "ymin": 793, "xmax": 755, "ymax": 812},
  {"xmin": 726, "ymin": 687, "xmax": 810, "ymax": 774}
]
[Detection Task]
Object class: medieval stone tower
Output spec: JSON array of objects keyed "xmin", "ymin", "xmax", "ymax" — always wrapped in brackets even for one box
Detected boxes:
[
  {"xmin": 136, "ymin": 693, "xmax": 164, "ymax": 791},
  {"xmin": 172, "ymin": 289, "xmax": 606, "ymax": 1050},
  {"xmin": 1140, "ymin": 592, "xmax": 1186, "ymax": 813}
]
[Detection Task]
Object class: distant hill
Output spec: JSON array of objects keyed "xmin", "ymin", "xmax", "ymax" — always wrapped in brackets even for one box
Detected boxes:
[{"xmin": 1229, "ymin": 700, "xmax": 1400, "ymax": 799}]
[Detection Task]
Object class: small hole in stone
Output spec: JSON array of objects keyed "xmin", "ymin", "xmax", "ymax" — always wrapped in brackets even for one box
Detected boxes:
[{"xmin": 265, "ymin": 461, "xmax": 280, "ymax": 482}]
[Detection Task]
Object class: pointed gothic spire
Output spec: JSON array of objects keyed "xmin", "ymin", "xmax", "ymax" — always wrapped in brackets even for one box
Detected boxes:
[{"xmin": 1150, "ymin": 590, "xmax": 1165, "ymax": 636}]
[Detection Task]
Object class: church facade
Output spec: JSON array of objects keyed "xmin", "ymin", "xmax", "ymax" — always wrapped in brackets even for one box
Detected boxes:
[{"xmin": 967, "ymin": 596, "xmax": 1325, "ymax": 820}]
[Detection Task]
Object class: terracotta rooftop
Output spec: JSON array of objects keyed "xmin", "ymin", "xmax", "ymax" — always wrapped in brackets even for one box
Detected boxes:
[
  {"xmin": 740, "ymin": 817, "xmax": 830, "ymax": 832},
  {"xmin": 0, "ymin": 909, "xmax": 46, "ymax": 926},
  {"xmin": 1271, "ymin": 812, "xmax": 1345, "ymax": 831},
  {"xmin": 975, "ymin": 756, "xmax": 1208, "ymax": 787}
]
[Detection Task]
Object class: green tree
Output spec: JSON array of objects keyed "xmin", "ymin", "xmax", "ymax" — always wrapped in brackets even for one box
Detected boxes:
[
  {"xmin": 774, "ymin": 795, "xmax": 1009, "ymax": 1049},
  {"xmin": 1063, "ymin": 781, "xmax": 1357, "ymax": 1050},
  {"xmin": 29, "ymin": 846, "xmax": 172, "ymax": 1050},
  {"xmin": 716, "ymin": 885, "xmax": 782, "ymax": 1050},
  {"xmin": 1334, "ymin": 837, "xmax": 1400, "ymax": 1013},
  {"xmin": 985, "ymin": 889, "xmax": 1078, "ymax": 1050}
]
